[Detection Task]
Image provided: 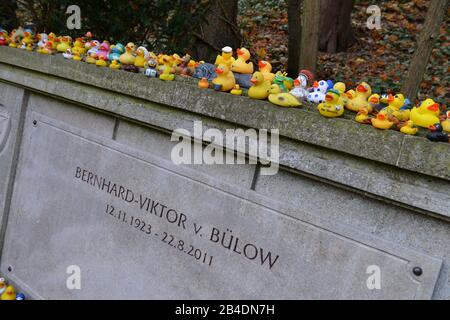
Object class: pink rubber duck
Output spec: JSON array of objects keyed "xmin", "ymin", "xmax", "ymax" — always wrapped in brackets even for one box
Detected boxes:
[{"xmin": 96, "ymin": 41, "xmax": 110, "ymax": 61}]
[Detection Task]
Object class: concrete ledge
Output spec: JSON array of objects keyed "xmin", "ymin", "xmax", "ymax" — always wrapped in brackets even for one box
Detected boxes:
[{"xmin": 1, "ymin": 47, "xmax": 449, "ymax": 182}]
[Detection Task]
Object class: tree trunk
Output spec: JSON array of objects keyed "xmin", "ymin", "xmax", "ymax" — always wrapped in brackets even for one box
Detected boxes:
[
  {"xmin": 287, "ymin": 0, "xmax": 302, "ymax": 77},
  {"xmin": 299, "ymin": 0, "xmax": 321, "ymax": 75},
  {"xmin": 402, "ymin": 0, "xmax": 449, "ymax": 101},
  {"xmin": 0, "ymin": 0, "xmax": 18, "ymax": 30},
  {"xmin": 192, "ymin": 0, "xmax": 241, "ymax": 62},
  {"xmin": 319, "ymin": 0, "xmax": 355, "ymax": 53}
]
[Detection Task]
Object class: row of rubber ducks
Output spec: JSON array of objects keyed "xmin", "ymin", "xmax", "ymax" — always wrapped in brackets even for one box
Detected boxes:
[
  {"xmin": 1, "ymin": 27, "xmax": 448, "ymax": 143},
  {"xmin": 0, "ymin": 276, "xmax": 25, "ymax": 300}
]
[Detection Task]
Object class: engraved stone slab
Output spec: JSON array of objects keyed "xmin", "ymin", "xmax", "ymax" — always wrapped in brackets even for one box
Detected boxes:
[{"xmin": 1, "ymin": 113, "xmax": 442, "ymax": 299}]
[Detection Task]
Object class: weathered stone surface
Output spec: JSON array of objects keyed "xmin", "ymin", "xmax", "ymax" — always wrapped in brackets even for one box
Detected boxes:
[
  {"xmin": 0, "ymin": 82, "xmax": 25, "ymax": 252},
  {"xmin": 1, "ymin": 114, "xmax": 442, "ymax": 299},
  {"xmin": 1, "ymin": 47, "xmax": 449, "ymax": 181}
]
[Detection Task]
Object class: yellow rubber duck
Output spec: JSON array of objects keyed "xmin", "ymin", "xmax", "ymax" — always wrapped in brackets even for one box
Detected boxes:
[
  {"xmin": 334, "ymin": 82, "xmax": 349, "ymax": 106},
  {"xmin": 72, "ymin": 37, "xmax": 86, "ymax": 56},
  {"xmin": 85, "ymin": 51, "xmax": 97, "ymax": 64},
  {"xmin": 134, "ymin": 46, "xmax": 148, "ymax": 68},
  {"xmin": 109, "ymin": 60, "xmax": 121, "ymax": 69},
  {"xmin": 215, "ymin": 46, "xmax": 235, "ymax": 67},
  {"xmin": 317, "ymin": 89, "xmax": 345, "ymax": 118},
  {"xmin": 355, "ymin": 107, "xmax": 372, "ymax": 124},
  {"xmin": 410, "ymin": 99, "xmax": 441, "ymax": 129},
  {"xmin": 231, "ymin": 48, "xmax": 254, "ymax": 74},
  {"xmin": 371, "ymin": 113, "xmax": 394, "ymax": 130},
  {"xmin": 0, "ymin": 277, "xmax": 6, "ymax": 295},
  {"xmin": 400, "ymin": 120, "xmax": 418, "ymax": 135},
  {"xmin": 442, "ymin": 111, "xmax": 450, "ymax": 133},
  {"xmin": 382, "ymin": 93, "xmax": 410, "ymax": 121},
  {"xmin": 345, "ymin": 82, "xmax": 372, "ymax": 113},
  {"xmin": 212, "ymin": 64, "xmax": 236, "ymax": 92},
  {"xmin": 268, "ymin": 84, "xmax": 301, "ymax": 108},
  {"xmin": 95, "ymin": 55, "xmax": 108, "ymax": 67},
  {"xmin": 231, "ymin": 85, "xmax": 243, "ymax": 96},
  {"xmin": 159, "ymin": 55, "xmax": 175, "ymax": 81},
  {"xmin": 40, "ymin": 41, "xmax": 55, "ymax": 55},
  {"xmin": 258, "ymin": 61, "xmax": 275, "ymax": 83},
  {"xmin": 47, "ymin": 32, "xmax": 58, "ymax": 50},
  {"xmin": 119, "ymin": 42, "xmax": 136, "ymax": 65},
  {"xmin": 248, "ymin": 71, "xmax": 271, "ymax": 100},
  {"xmin": 198, "ymin": 78, "xmax": 209, "ymax": 89},
  {"xmin": 72, "ymin": 51, "xmax": 83, "ymax": 61},
  {"xmin": 1, "ymin": 285, "xmax": 16, "ymax": 300},
  {"xmin": 56, "ymin": 36, "xmax": 72, "ymax": 53},
  {"xmin": 22, "ymin": 29, "xmax": 34, "ymax": 46}
]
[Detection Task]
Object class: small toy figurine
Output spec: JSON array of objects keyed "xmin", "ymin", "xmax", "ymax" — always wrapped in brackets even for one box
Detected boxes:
[
  {"xmin": 381, "ymin": 93, "xmax": 410, "ymax": 121},
  {"xmin": 159, "ymin": 55, "xmax": 176, "ymax": 81},
  {"xmin": 1, "ymin": 285, "xmax": 16, "ymax": 300},
  {"xmin": 410, "ymin": 99, "xmax": 441, "ymax": 129},
  {"xmin": 176, "ymin": 54, "xmax": 195, "ymax": 76},
  {"xmin": 212, "ymin": 64, "xmax": 236, "ymax": 92},
  {"xmin": 442, "ymin": 111, "xmax": 450, "ymax": 133},
  {"xmin": 109, "ymin": 60, "xmax": 121, "ymax": 69},
  {"xmin": 345, "ymin": 82, "xmax": 372, "ymax": 112},
  {"xmin": 268, "ymin": 84, "xmax": 301, "ymax": 108},
  {"xmin": 145, "ymin": 59, "xmax": 159, "ymax": 77},
  {"xmin": 231, "ymin": 48, "xmax": 254, "ymax": 74},
  {"xmin": 16, "ymin": 293, "xmax": 26, "ymax": 300},
  {"xmin": 427, "ymin": 123, "xmax": 449, "ymax": 143},
  {"xmin": 215, "ymin": 46, "xmax": 235, "ymax": 67},
  {"xmin": 355, "ymin": 107, "xmax": 372, "ymax": 124},
  {"xmin": 317, "ymin": 89, "xmax": 344, "ymax": 118},
  {"xmin": 193, "ymin": 63, "xmax": 217, "ymax": 81},
  {"xmin": 371, "ymin": 113, "xmax": 394, "ymax": 130},
  {"xmin": 198, "ymin": 77, "xmax": 210, "ymax": 89},
  {"xmin": 290, "ymin": 69, "xmax": 314, "ymax": 101},
  {"xmin": 248, "ymin": 71, "xmax": 271, "ymax": 100},
  {"xmin": 62, "ymin": 48, "xmax": 73, "ymax": 59},
  {"xmin": 230, "ymin": 85, "xmax": 243, "ymax": 96},
  {"xmin": 258, "ymin": 61, "xmax": 275, "ymax": 83},
  {"xmin": 56, "ymin": 35, "xmax": 72, "ymax": 53},
  {"xmin": 399, "ymin": 120, "xmax": 418, "ymax": 135},
  {"xmin": 135, "ymin": 46, "xmax": 149, "ymax": 68},
  {"xmin": 273, "ymin": 72, "xmax": 295, "ymax": 93},
  {"xmin": 307, "ymin": 80, "xmax": 329, "ymax": 104},
  {"xmin": 0, "ymin": 277, "xmax": 6, "ymax": 295}
]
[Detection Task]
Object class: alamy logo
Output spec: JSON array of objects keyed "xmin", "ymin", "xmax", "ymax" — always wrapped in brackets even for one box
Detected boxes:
[
  {"xmin": 66, "ymin": 265, "xmax": 81, "ymax": 290},
  {"xmin": 171, "ymin": 121, "xmax": 279, "ymax": 176},
  {"xmin": 66, "ymin": 5, "xmax": 81, "ymax": 30},
  {"xmin": 367, "ymin": 5, "xmax": 382, "ymax": 30},
  {"xmin": 366, "ymin": 265, "xmax": 381, "ymax": 290}
]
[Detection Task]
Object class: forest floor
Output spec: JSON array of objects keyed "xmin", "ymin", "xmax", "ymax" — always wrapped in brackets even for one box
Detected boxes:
[{"xmin": 238, "ymin": 0, "xmax": 449, "ymax": 105}]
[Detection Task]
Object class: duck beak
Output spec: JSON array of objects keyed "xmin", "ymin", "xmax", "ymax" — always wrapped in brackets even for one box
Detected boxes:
[
  {"xmin": 313, "ymin": 81, "xmax": 319, "ymax": 88},
  {"xmin": 387, "ymin": 94, "xmax": 395, "ymax": 103},
  {"xmin": 357, "ymin": 85, "xmax": 368, "ymax": 93},
  {"xmin": 237, "ymin": 48, "xmax": 243, "ymax": 56},
  {"xmin": 250, "ymin": 78, "xmax": 257, "ymax": 85},
  {"xmin": 294, "ymin": 79, "xmax": 300, "ymax": 87},
  {"xmin": 369, "ymin": 97, "xmax": 379, "ymax": 104},
  {"xmin": 428, "ymin": 103, "xmax": 439, "ymax": 112},
  {"xmin": 215, "ymin": 68, "xmax": 224, "ymax": 74},
  {"xmin": 325, "ymin": 94, "xmax": 333, "ymax": 102},
  {"xmin": 378, "ymin": 114, "xmax": 386, "ymax": 120},
  {"xmin": 429, "ymin": 125, "xmax": 437, "ymax": 131},
  {"xmin": 258, "ymin": 61, "xmax": 266, "ymax": 69}
]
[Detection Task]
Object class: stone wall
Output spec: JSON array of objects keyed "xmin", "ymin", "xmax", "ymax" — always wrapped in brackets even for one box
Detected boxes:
[{"xmin": 0, "ymin": 47, "xmax": 449, "ymax": 299}]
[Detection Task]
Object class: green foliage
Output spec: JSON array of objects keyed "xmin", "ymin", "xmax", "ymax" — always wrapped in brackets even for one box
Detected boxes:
[{"xmin": 11, "ymin": 0, "xmax": 211, "ymax": 53}]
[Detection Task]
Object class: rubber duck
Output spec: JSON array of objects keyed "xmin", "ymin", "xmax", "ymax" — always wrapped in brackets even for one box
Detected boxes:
[
  {"xmin": 47, "ymin": 32, "xmax": 58, "ymax": 50},
  {"xmin": 21, "ymin": 28, "xmax": 34, "ymax": 47},
  {"xmin": 198, "ymin": 77, "xmax": 210, "ymax": 89},
  {"xmin": 96, "ymin": 55, "xmax": 108, "ymax": 67},
  {"xmin": 108, "ymin": 43, "xmax": 125, "ymax": 62},
  {"xmin": 96, "ymin": 41, "xmax": 110, "ymax": 61},
  {"xmin": 56, "ymin": 35, "xmax": 72, "ymax": 53},
  {"xmin": 85, "ymin": 40, "xmax": 100, "ymax": 64},
  {"xmin": 427, "ymin": 123, "xmax": 449, "ymax": 143},
  {"xmin": 72, "ymin": 50, "xmax": 83, "ymax": 61},
  {"xmin": 109, "ymin": 60, "xmax": 121, "ymax": 69},
  {"xmin": 1, "ymin": 285, "xmax": 16, "ymax": 300},
  {"xmin": 0, "ymin": 277, "xmax": 6, "ymax": 295},
  {"xmin": 135, "ymin": 46, "xmax": 149, "ymax": 68},
  {"xmin": 442, "ymin": 111, "xmax": 450, "ymax": 133},
  {"xmin": 145, "ymin": 59, "xmax": 159, "ymax": 77},
  {"xmin": 317, "ymin": 89, "xmax": 345, "ymax": 118},
  {"xmin": 307, "ymin": 80, "xmax": 329, "ymax": 104},
  {"xmin": 40, "ymin": 40, "xmax": 55, "ymax": 55},
  {"xmin": 176, "ymin": 54, "xmax": 195, "ymax": 76},
  {"xmin": 72, "ymin": 37, "xmax": 86, "ymax": 56},
  {"xmin": 36, "ymin": 33, "xmax": 48, "ymax": 53},
  {"xmin": 273, "ymin": 71, "xmax": 295, "ymax": 93},
  {"xmin": 290, "ymin": 70, "xmax": 314, "ymax": 101},
  {"xmin": 346, "ymin": 82, "xmax": 372, "ymax": 112},
  {"xmin": 355, "ymin": 107, "xmax": 372, "ymax": 124},
  {"xmin": 382, "ymin": 93, "xmax": 410, "ymax": 121},
  {"xmin": 231, "ymin": 85, "xmax": 243, "ymax": 96},
  {"xmin": 268, "ymin": 84, "xmax": 301, "ymax": 108},
  {"xmin": 119, "ymin": 42, "xmax": 136, "ymax": 65},
  {"xmin": 371, "ymin": 113, "xmax": 394, "ymax": 130},
  {"xmin": 231, "ymin": 48, "xmax": 254, "ymax": 74},
  {"xmin": 400, "ymin": 120, "xmax": 418, "ymax": 135},
  {"xmin": 410, "ymin": 99, "xmax": 441, "ymax": 129},
  {"xmin": 212, "ymin": 64, "xmax": 236, "ymax": 92},
  {"xmin": 333, "ymin": 82, "xmax": 350, "ymax": 106},
  {"xmin": 63, "ymin": 48, "xmax": 73, "ymax": 59},
  {"xmin": 0, "ymin": 30, "xmax": 9, "ymax": 46},
  {"xmin": 159, "ymin": 55, "xmax": 176, "ymax": 81},
  {"xmin": 248, "ymin": 71, "xmax": 271, "ymax": 100},
  {"xmin": 258, "ymin": 61, "xmax": 275, "ymax": 83},
  {"xmin": 16, "ymin": 293, "xmax": 26, "ymax": 300},
  {"xmin": 8, "ymin": 28, "xmax": 24, "ymax": 48},
  {"xmin": 215, "ymin": 46, "xmax": 235, "ymax": 67},
  {"xmin": 368, "ymin": 94, "xmax": 384, "ymax": 112}
]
